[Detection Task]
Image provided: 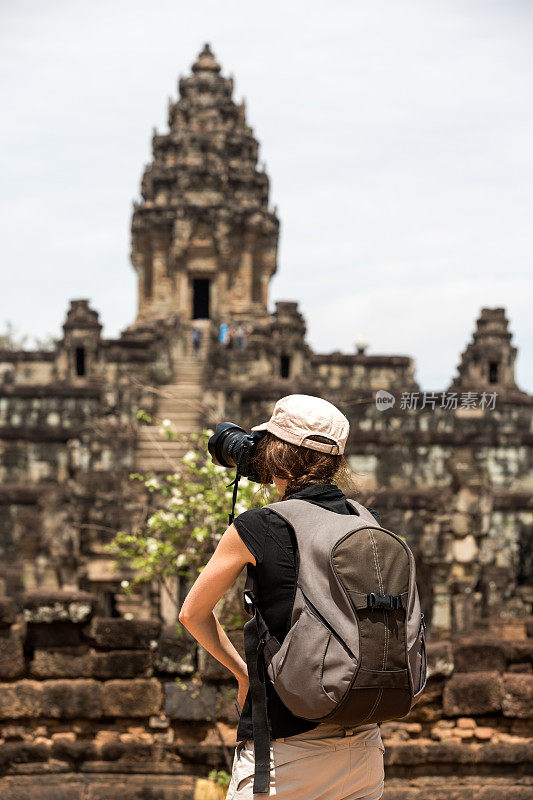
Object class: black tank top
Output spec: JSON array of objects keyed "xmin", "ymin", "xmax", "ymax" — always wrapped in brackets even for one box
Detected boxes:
[{"xmin": 233, "ymin": 482, "xmax": 381, "ymax": 741}]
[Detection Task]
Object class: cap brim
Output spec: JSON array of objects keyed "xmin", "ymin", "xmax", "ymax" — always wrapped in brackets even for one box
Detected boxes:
[{"xmin": 251, "ymin": 421, "xmax": 269, "ymax": 431}]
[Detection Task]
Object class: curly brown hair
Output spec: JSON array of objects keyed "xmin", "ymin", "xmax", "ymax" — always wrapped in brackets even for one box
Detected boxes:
[{"xmin": 252, "ymin": 431, "xmax": 358, "ymax": 501}]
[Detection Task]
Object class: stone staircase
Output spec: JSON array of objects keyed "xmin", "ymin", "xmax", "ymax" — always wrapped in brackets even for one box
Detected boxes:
[{"xmin": 135, "ymin": 349, "xmax": 209, "ymax": 474}]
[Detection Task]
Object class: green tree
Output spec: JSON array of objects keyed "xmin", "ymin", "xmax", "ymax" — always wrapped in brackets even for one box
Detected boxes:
[
  {"xmin": 107, "ymin": 416, "xmax": 277, "ymax": 612},
  {"xmin": 107, "ymin": 416, "xmax": 278, "ymax": 778}
]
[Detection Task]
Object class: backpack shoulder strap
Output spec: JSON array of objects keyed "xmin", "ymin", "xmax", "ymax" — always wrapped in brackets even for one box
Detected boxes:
[
  {"xmin": 344, "ymin": 497, "xmax": 382, "ymax": 525},
  {"xmin": 263, "ymin": 498, "xmax": 375, "ymax": 547},
  {"xmin": 265, "ymin": 497, "xmax": 378, "ymax": 526}
]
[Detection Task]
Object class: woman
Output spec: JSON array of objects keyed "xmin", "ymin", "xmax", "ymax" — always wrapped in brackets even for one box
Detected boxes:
[{"xmin": 179, "ymin": 394, "xmax": 385, "ymax": 800}]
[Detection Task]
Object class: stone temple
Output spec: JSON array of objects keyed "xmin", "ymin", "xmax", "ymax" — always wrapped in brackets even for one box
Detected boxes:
[
  {"xmin": 0, "ymin": 44, "xmax": 531, "ymax": 800},
  {"xmin": 0, "ymin": 43, "xmax": 531, "ymax": 629}
]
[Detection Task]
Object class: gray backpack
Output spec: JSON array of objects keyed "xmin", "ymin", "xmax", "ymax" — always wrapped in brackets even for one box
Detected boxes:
[{"xmin": 243, "ymin": 497, "xmax": 427, "ymax": 793}]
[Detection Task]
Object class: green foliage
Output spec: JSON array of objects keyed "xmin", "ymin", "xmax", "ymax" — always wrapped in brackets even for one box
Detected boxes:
[
  {"xmin": 107, "ymin": 423, "xmax": 277, "ymax": 598},
  {"xmin": 208, "ymin": 769, "xmax": 232, "ymax": 788}
]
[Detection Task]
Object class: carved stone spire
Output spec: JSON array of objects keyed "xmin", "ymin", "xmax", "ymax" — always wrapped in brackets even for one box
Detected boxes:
[
  {"xmin": 191, "ymin": 43, "xmax": 221, "ymax": 74},
  {"xmin": 131, "ymin": 45, "xmax": 279, "ymax": 325},
  {"xmin": 449, "ymin": 307, "xmax": 522, "ymax": 394}
]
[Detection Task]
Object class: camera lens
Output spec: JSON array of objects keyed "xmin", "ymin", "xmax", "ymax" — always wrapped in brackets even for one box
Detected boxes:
[{"xmin": 208, "ymin": 422, "xmax": 249, "ymax": 468}]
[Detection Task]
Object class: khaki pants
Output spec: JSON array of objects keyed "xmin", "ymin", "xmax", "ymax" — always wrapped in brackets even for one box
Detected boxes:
[{"xmin": 226, "ymin": 723, "xmax": 385, "ymax": 800}]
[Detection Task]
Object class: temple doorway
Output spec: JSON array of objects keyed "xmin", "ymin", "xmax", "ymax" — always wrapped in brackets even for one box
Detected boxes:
[
  {"xmin": 75, "ymin": 347, "xmax": 86, "ymax": 376},
  {"xmin": 192, "ymin": 278, "xmax": 210, "ymax": 319}
]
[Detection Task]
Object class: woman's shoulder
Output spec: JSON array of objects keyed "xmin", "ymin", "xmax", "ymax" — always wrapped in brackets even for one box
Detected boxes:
[
  {"xmin": 233, "ymin": 505, "xmax": 271, "ymax": 530},
  {"xmin": 233, "ymin": 507, "xmax": 273, "ymax": 566}
]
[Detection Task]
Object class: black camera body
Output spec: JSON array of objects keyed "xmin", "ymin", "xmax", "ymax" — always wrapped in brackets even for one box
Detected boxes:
[{"xmin": 208, "ymin": 422, "xmax": 267, "ymax": 483}]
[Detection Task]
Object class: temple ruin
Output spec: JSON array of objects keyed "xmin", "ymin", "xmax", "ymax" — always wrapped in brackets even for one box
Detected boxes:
[{"xmin": 0, "ymin": 44, "xmax": 531, "ymax": 798}]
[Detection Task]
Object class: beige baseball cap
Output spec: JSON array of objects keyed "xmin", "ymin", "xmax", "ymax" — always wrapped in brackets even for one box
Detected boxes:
[{"xmin": 251, "ymin": 394, "xmax": 349, "ymax": 454}]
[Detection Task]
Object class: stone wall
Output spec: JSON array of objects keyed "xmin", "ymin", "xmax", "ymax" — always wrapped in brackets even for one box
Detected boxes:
[{"xmin": 0, "ymin": 591, "xmax": 530, "ymax": 799}]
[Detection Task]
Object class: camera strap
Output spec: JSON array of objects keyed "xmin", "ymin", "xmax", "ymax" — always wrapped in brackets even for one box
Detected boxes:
[{"xmin": 226, "ymin": 469, "xmax": 242, "ymax": 525}]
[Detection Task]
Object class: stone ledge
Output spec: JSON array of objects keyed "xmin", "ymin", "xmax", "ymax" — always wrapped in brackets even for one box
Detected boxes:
[
  {"xmin": 24, "ymin": 592, "xmax": 96, "ymax": 624},
  {"xmin": 443, "ymin": 672, "xmax": 504, "ymax": 716},
  {"xmin": 0, "ymin": 598, "xmax": 17, "ymax": 627},
  {"xmin": 0, "ymin": 678, "xmax": 163, "ymax": 719},
  {"xmin": 0, "ymin": 774, "xmax": 195, "ymax": 800},
  {"xmin": 101, "ymin": 679, "xmax": 162, "ymax": 718},
  {"xmin": 502, "ymin": 674, "xmax": 533, "ymax": 719},
  {"xmin": 383, "ymin": 739, "xmax": 533, "ymax": 766},
  {"xmin": 164, "ymin": 681, "xmax": 217, "ymax": 721},
  {"xmin": 90, "ymin": 619, "xmax": 161, "ymax": 650},
  {"xmin": 453, "ymin": 641, "xmax": 507, "ymax": 673},
  {"xmin": 382, "ymin": 782, "xmax": 533, "ymax": 800},
  {"xmin": 198, "ymin": 630, "xmax": 244, "ymax": 680},
  {"xmin": 426, "ymin": 641, "xmax": 454, "ymax": 679},
  {"xmin": 30, "ymin": 648, "xmax": 153, "ymax": 679},
  {"xmin": 0, "ymin": 627, "xmax": 25, "ymax": 679},
  {"xmin": 154, "ymin": 626, "xmax": 196, "ymax": 675}
]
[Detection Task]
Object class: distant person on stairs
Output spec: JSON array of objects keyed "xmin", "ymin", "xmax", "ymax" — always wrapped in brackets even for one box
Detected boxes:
[
  {"xmin": 191, "ymin": 325, "xmax": 202, "ymax": 358},
  {"xmin": 219, "ymin": 321, "xmax": 229, "ymax": 346}
]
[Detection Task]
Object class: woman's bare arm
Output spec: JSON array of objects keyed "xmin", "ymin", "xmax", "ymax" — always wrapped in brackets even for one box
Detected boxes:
[{"xmin": 178, "ymin": 523, "xmax": 256, "ymax": 706}]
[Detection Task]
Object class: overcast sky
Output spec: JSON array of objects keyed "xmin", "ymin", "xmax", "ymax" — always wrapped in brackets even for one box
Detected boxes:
[{"xmin": 1, "ymin": 0, "xmax": 532, "ymax": 391}]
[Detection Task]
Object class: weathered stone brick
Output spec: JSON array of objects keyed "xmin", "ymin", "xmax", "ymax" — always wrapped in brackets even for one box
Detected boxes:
[
  {"xmin": 41, "ymin": 679, "xmax": 102, "ymax": 719},
  {"xmin": 101, "ymin": 679, "xmax": 162, "ymax": 717},
  {"xmin": 83, "ymin": 777, "xmax": 195, "ymax": 800},
  {"xmin": 51, "ymin": 737, "xmax": 97, "ymax": 762},
  {"xmin": 216, "ymin": 683, "xmax": 240, "ymax": 724},
  {"xmin": 99, "ymin": 739, "xmax": 154, "ymax": 762},
  {"xmin": 475, "ymin": 726, "xmax": 494, "ymax": 740},
  {"xmin": 0, "ymin": 597, "xmax": 17, "ymax": 627},
  {"xmin": 0, "ymin": 680, "xmax": 44, "ymax": 718},
  {"xmin": 164, "ymin": 680, "xmax": 217, "ymax": 721},
  {"xmin": 26, "ymin": 622, "xmax": 84, "ymax": 649},
  {"xmin": 382, "ymin": 739, "xmax": 532, "ymax": 767},
  {"xmin": 510, "ymin": 718, "xmax": 532, "ymax": 736},
  {"xmin": 23, "ymin": 591, "xmax": 96, "ymax": 624},
  {"xmin": 508, "ymin": 662, "xmax": 532, "ymax": 674},
  {"xmin": 453, "ymin": 639, "xmax": 507, "ymax": 673},
  {"xmin": 92, "ymin": 649, "xmax": 153, "ymax": 678},
  {"xmin": 30, "ymin": 648, "xmax": 93, "ymax": 678},
  {"xmin": 426, "ymin": 641, "xmax": 454, "ymax": 679},
  {"xmin": 154, "ymin": 626, "xmax": 196, "ymax": 674},
  {"xmin": 502, "ymin": 639, "xmax": 533, "ymax": 665},
  {"xmin": 91, "ymin": 618, "xmax": 161, "ymax": 650},
  {"xmin": 502, "ymin": 672, "xmax": 533, "ymax": 718},
  {"xmin": 407, "ymin": 677, "xmax": 444, "ymax": 722},
  {"xmin": 0, "ymin": 741, "xmax": 50, "ymax": 767},
  {"xmin": 0, "ymin": 627, "xmax": 24, "ymax": 678},
  {"xmin": 443, "ymin": 671, "xmax": 503, "ymax": 716},
  {"xmin": 198, "ymin": 630, "xmax": 244, "ymax": 680},
  {"xmin": 2, "ymin": 724, "xmax": 29, "ymax": 739}
]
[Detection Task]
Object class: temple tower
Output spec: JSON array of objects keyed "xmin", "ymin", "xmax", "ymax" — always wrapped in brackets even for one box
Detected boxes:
[
  {"xmin": 56, "ymin": 300, "xmax": 103, "ymax": 382},
  {"xmin": 449, "ymin": 307, "xmax": 521, "ymax": 394},
  {"xmin": 131, "ymin": 44, "xmax": 279, "ymax": 325}
]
